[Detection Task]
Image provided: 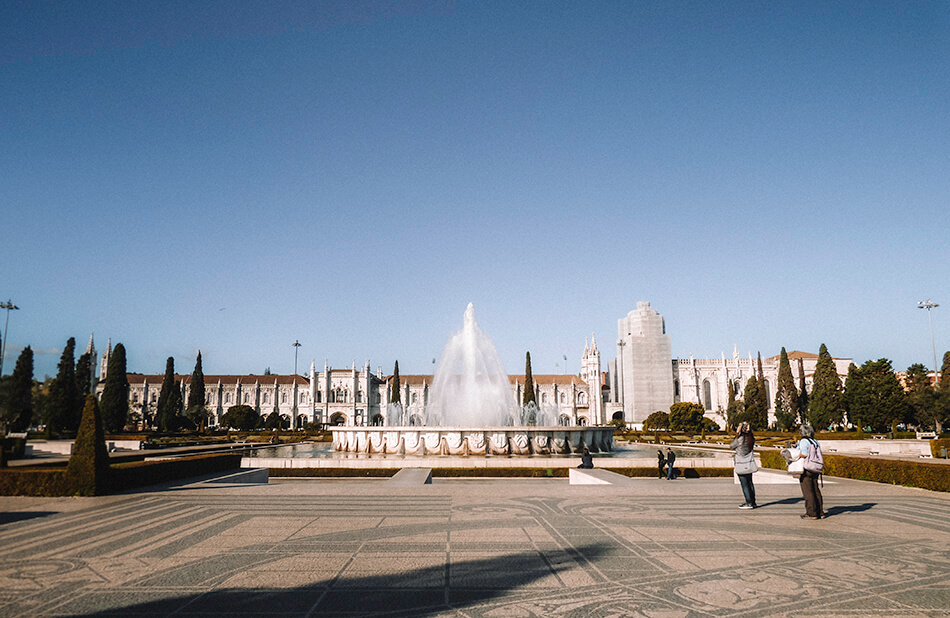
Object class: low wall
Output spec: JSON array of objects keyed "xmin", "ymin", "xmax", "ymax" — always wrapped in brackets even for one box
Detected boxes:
[
  {"xmin": 243, "ymin": 455, "xmax": 730, "ymax": 469},
  {"xmin": 820, "ymin": 440, "xmax": 932, "ymax": 458}
]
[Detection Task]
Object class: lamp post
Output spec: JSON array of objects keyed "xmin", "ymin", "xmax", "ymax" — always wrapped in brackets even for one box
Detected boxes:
[
  {"xmin": 918, "ymin": 300, "xmax": 940, "ymax": 384},
  {"xmin": 292, "ymin": 340, "xmax": 301, "ymax": 428},
  {"xmin": 0, "ymin": 300, "xmax": 19, "ymax": 377}
]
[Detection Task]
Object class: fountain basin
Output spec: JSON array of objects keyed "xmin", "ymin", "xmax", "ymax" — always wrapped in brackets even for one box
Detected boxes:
[{"xmin": 331, "ymin": 426, "xmax": 614, "ymax": 456}]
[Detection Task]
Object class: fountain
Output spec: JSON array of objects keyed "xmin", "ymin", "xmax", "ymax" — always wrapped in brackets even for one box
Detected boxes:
[{"xmin": 331, "ymin": 304, "xmax": 614, "ymax": 456}]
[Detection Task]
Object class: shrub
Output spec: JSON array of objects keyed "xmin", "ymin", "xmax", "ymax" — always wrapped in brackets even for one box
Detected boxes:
[
  {"xmin": 66, "ymin": 394, "xmax": 112, "ymax": 496},
  {"xmin": 0, "ymin": 469, "xmax": 70, "ymax": 496},
  {"xmin": 931, "ymin": 439, "xmax": 950, "ymax": 458},
  {"xmin": 759, "ymin": 448, "xmax": 950, "ymax": 492}
]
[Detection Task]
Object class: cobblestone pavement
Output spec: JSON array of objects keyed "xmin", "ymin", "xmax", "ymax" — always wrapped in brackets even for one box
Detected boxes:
[{"xmin": 1, "ymin": 475, "xmax": 949, "ymax": 616}]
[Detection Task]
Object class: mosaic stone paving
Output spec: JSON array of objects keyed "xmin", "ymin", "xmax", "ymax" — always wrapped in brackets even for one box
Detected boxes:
[{"xmin": 1, "ymin": 476, "xmax": 949, "ymax": 616}]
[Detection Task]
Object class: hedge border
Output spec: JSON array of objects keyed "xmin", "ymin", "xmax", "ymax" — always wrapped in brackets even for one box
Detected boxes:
[
  {"xmin": 759, "ymin": 449, "xmax": 950, "ymax": 492},
  {"xmin": 268, "ymin": 466, "xmax": 735, "ymax": 479}
]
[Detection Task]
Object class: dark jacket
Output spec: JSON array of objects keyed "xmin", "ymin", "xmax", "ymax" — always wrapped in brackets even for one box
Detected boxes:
[{"xmin": 666, "ymin": 450, "xmax": 676, "ymax": 464}]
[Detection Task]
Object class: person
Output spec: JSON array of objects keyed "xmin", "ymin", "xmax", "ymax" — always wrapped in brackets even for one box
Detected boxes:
[
  {"xmin": 665, "ymin": 447, "xmax": 677, "ymax": 479},
  {"xmin": 730, "ymin": 422, "xmax": 757, "ymax": 509},
  {"xmin": 657, "ymin": 449, "xmax": 666, "ymax": 479},
  {"xmin": 797, "ymin": 424, "xmax": 824, "ymax": 519},
  {"xmin": 577, "ymin": 448, "xmax": 594, "ymax": 469}
]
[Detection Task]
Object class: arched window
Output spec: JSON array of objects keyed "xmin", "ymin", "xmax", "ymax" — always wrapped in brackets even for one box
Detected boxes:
[
  {"xmin": 763, "ymin": 380, "xmax": 771, "ymax": 407},
  {"xmin": 132, "ymin": 393, "xmax": 139, "ymax": 403},
  {"xmin": 559, "ymin": 392, "xmax": 566, "ymax": 403},
  {"xmin": 357, "ymin": 391, "xmax": 364, "ymax": 403},
  {"xmin": 674, "ymin": 380, "xmax": 680, "ymax": 397},
  {"xmin": 411, "ymin": 393, "xmax": 418, "ymax": 404},
  {"xmin": 703, "ymin": 380, "xmax": 712, "ymax": 410},
  {"xmin": 541, "ymin": 393, "xmax": 548, "ymax": 403},
  {"xmin": 316, "ymin": 391, "xmax": 322, "ymax": 403},
  {"xmin": 225, "ymin": 393, "xmax": 231, "ymax": 404},
  {"xmin": 578, "ymin": 392, "xmax": 587, "ymax": 405},
  {"xmin": 243, "ymin": 393, "xmax": 249, "ymax": 404}
]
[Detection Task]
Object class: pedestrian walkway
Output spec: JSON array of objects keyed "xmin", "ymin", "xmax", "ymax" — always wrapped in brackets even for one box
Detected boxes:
[{"xmin": 1, "ymin": 474, "xmax": 948, "ymax": 616}]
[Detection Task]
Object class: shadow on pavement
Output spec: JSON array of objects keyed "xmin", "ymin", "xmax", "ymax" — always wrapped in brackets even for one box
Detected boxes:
[
  {"xmin": 756, "ymin": 496, "xmax": 803, "ymax": 508},
  {"xmin": 0, "ymin": 511, "xmax": 58, "ymax": 526},
  {"xmin": 82, "ymin": 542, "xmax": 612, "ymax": 617},
  {"xmin": 826, "ymin": 502, "xmax": 876, "ymax": 516}
]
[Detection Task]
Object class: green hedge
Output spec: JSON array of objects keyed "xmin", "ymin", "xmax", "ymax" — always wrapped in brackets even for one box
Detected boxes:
[
  {"xmin": 930, "ymin": 439, "xmax": 950, "ymax": 458},
  {"xmin": 1, "ymin": 452, "xmax": 242, "ymax": 496},
  {"xmin": 111, "ymin": 453, "xmax": 242, "ymax": 491},
  {"xmin": 759, "ymin": 449, "xmax": 950, "ymax": 492},
  {"xmin": 0, "ymin": 469, "xmax": 70, "ymax": 496}
]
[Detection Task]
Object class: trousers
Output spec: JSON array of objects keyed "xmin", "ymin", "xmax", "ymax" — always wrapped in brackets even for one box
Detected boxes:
[{"xmin": 800, "ymin": 470, "xmax": 823, "ymax": 518}]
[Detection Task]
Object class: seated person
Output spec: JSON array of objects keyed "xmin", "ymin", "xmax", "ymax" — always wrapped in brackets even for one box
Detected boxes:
[{"xmin": 577, "ymin": 448, "xmax": 594, "ymax": 469}]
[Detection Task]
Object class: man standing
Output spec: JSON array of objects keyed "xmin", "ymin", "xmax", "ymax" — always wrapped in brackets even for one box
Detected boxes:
[{"xmin": 666, "ymin": 447, "xmax": 677, "ymax": 480}]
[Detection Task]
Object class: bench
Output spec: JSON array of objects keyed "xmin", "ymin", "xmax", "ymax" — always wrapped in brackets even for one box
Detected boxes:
[
  {"xmin": 388, "ymin": 468, "xmax": 433, "ymax": 486},
  {"xmin": 569, "ymin": 468, "xmax": 635, "ymax": 486}
]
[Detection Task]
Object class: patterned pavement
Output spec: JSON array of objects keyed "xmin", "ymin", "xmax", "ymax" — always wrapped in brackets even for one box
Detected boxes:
[{"xmin": 1, "ymin": 474, "xmax": 949, "ymax": 617}]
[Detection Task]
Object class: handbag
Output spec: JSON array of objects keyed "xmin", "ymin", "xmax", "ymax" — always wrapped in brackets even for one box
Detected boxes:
[{"xmin": 734, "ymin": 450, "xmax": 758, "ymax": 474}]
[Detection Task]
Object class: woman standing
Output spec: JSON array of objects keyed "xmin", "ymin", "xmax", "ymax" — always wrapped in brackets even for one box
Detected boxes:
[
  {"xmin": 657, "ymin": 449, "xmax": 666, "ymax": 479},
  {"xmin": 797, "ymin": 424, "xmax": 824, "ymax": 519},
  {"xmin": 730, "ymin": 422, "xmax": 757, "ymax": 509}
]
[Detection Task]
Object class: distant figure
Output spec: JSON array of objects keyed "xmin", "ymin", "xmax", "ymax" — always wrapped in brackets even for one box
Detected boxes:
[
  {"xmin": 577, "ymin": 448, "xmax": 594, "ymax": 469},
  {"xmin": 665, "ymin": 447, "xmax": 677, "ymax": 479},
  {"xmin": 657, "ymin": 449, "xmax": 666, "ymax": 479},
  {"xmin": 730, "ymin": 422, "xmax": 757, "ymax": 509},
  {"xmin": 797, "ymin": 424, "xmax": 824, "ymax": 519}
]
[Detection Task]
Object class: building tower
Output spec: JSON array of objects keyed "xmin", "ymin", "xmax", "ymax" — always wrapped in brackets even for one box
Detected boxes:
[
  {"xmin": 99, "ymin": 338, "xmax": 112, "ymax": 382},
  {"xmin": 84, "ymin": 334, "xmax": 98, "ymax": 391},
  {"xmin": 616, "ymin": 302, "xmax": 674, "ymax": 425},
  {"xmin": 581, "ymin": 335, "xmax": 604, "ymax": 424}
]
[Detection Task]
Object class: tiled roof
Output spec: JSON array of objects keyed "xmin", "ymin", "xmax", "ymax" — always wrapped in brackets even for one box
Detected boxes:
[{"xmin": 383, "ymin": 374, "xmax": 590, "ymax": 387}]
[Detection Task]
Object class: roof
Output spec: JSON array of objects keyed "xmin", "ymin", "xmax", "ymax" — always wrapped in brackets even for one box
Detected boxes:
[
  {"xmin": 765, "ymin": 350, "xmax": 849, "ymax": 362},
  {"xmin": 384, "ymin": 374, "xmax": 589, "ymax": 387}
]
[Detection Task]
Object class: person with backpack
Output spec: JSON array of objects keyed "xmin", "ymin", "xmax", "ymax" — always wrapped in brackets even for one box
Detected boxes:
[
  {"xmin": 730, "ymin": 422, "xmax": 757, "ymax": 509},
  {"xmin": 797, "ymin": 424, "xmax": 824, "ymax": 519}
]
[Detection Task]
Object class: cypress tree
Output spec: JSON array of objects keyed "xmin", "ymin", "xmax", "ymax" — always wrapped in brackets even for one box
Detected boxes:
[
  {"xmin": 5, "ymin": 346, "xmax": 34, "ymax": 432},
  {"xmin": 808, "ymin": 343, "xmax": 844, "ymax": 429},
  {"xmin": 75, "ymin": 351, "xmax": 93, "ymax": 400},
  {"xmin": 67, "ymin": 394, "xmax": 111, "ymax": 496},
  {"xmin": 773, "ymin": 348, "xmax": 799, "ymax": 431},
  {"xmin": 46, "ymin": 337, "xmax": 78, "ymax": 433},
  {"xmin": 522, "ymin": 352, "xmax": 536, "ymax": 407},
  {"xmin": 797, "ymin": 357, "xmax": 809, "ymax": 423},
  {"xmin": 390, "ymin": 361, "xmax": 401, "ymax": 404},
  {"xmin": 99, "ymin": 343, "xmax": 129, "ymax": 433},
  {"xmin": 936, "ymin": 351, "xmax": 950, "ymax": 433},
  {"xmin": 725, "ymin": 378, "xmax": 742, "ymax": 430},
  {"xmin": 157, "ymin": 357, "xmax": 178, "ymax": 432},
  {"xmin": 186, "ymin": 351, "xmax": 207, "ymax": 430},
  {"xmin": 742, "ymin": 375, "xmax": 768, "ymax": 430},
  {"xmin": 843, "ymin": 362, "xmax": 863, "ymax": 430},
  {"xmin": 846, "ymin": 359, "xmax": 906, "ymax": 432}
]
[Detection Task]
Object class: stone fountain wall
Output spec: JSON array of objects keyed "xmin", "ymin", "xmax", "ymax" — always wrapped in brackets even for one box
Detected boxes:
[{"xmin": 330, "ymin": 427, "xmax": 614, "ymax": 456}]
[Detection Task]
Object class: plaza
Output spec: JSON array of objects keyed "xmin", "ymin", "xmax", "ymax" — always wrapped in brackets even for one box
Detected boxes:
[{"xmin": 1, "ymin": 472, "xmax": 948, "ymax": 617}]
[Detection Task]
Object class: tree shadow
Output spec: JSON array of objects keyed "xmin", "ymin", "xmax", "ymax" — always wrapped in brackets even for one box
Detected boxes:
[
  {"xmin": 826, "ymin": 502, "xmax": 876, "ymax": 516},
  {"xmin": 0, "ymin": 511, "xmax": 57, "ymax": 525},
  {"xmin": 77, "ymin": 542, "xmax": 611, "ymax": 616}
]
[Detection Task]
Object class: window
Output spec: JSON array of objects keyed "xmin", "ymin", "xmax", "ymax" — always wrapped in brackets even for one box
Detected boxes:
[
  {"xmin": 243, "ymin": 393, "xmax": 249, "ymax": 403},
  {"xmin": 225, "ymin": 393, "xmax": 232, "ymax": 404},
  {"xmin": 151, "ymin": 393, "xmax": 157, "ymax": 403},
  {"xmin": 541, "ymin": 393, "xmax": 547, "ymax": 403},
  {"xmin": 132, "ymin": 393, "xmax": 139, "ymax": 403},
  {"xmin": 263, "ymin": 393, "xmax": 268, "ymax": 404},
  {"xmin": 559, "ymin": 393, "xmax": 566, "ymax": 403},
  {"xmin": 281, "ymin": 392, "xmax": 287, "ymax": 404},
  {"xmin": 316, "ymin": 391, "xmax": 322, "ymax": 403},
  {"xmin": 763, "ymin": 380, "xmax": 771, "ymax": 407},
  {"xmin": 411, "ymin": 393, "xmax": 418, "ymax": 404},
  {"xmin": 703, "ymin": 380, "xmax": 712, "ymax": 411},
  {"xmin": 674, "ymin": 380, "xmax": 680, "ymax": 397}
]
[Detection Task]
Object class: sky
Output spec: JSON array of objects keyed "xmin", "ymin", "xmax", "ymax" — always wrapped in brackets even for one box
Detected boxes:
[{"xmin": 1, "ymin": 1, "xmax": 948, "ymax": 381}]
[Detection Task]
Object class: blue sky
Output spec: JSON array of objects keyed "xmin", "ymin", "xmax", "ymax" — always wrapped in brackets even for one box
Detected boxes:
[{"xmin": 2, "ymin": 1, "xmax": 948, "ymax": 381}]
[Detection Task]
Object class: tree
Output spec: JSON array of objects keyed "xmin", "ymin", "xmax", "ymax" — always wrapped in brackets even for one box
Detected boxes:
[
  {"xmin": 186, "ymin": 351, "xmax": 208, "ymax": 431},
  {"xmin": 808, "ymin": 343, "xmax": 844, "ymax": 429},
  {"xmin": 0, "ymin": 346, "xmax": 33, "ymax": 432},
  {"xmin": 936, "ymin": 351, "xmax": 950, "ymax": 433},
  {"xmin": 390, "ymin": 361, "xmax": 401, "ymax": 404},
  {"xmin": 844, "ymin": 359, "xmax": 907, "ymax": 432},
  {"xmin": 67, "ymin": 394, "xmax": 111, "ymax": 496},
  {"xmin": 75, "ymin": 351, "xmax": 94, "ymax": 401},
  {"xmin": 905, "ymin": 363, "xmax": 937, "ymax": 429},
  {"xmin": 264, "ymin": 410, "xmax": 283, "ymax": 430},
  {"xmin": 522, "ymin": 352, "xmax": 536, "ymax": 407},
  {"xmin": 99, "ymin": 343, "xmax": 129, "ymax": 433},
  {"xmin": 843, "ymin": 363, "xmax": 864, "ymax": 430},
  {"xmin": 643, "ymin": 411, "xmax": 669, "ymax": 430},
  {"xmin": 220, "ymin": 405, "xmax": 260, "ymax": 431},
  {"xmin": 772, "ymin": 348, "xmax": 799, "ymax": 431},
  {"xmin": 797, "ymin": 357, "xmax": 809, "ymax": 424},
  {"xmin": 46, "ymin": 337, "xmax": 79, "ymax": 433},
  {"xmin": 742, "ymin": 375, "xmax": 768, "ymax": 430},
  {"xmin": 725, "ymin": 379, "xmax": 743, "ymax": 430},
  {"xmin": 668, "ymin": 402, "xmax": 705, "ymax": 432},
  {"xmin": 157, "ymin": 357, "xmax": 183, "ymax": 432}
]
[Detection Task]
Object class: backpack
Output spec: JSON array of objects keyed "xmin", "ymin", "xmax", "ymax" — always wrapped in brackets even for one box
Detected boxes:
[{"xmin": 803, "ymin": 438, "xmax": 824, "ymax": 473}]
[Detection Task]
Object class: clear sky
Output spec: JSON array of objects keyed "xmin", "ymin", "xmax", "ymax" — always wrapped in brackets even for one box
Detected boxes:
[{"xmin": 2, "ymin": 1, "xmax": 948, "ymax": 381}]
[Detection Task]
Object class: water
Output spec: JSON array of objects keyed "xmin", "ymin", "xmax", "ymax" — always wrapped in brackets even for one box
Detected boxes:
[{"xmin": 422, "ymin": 303, "xmax": 520, "ymax": 427}]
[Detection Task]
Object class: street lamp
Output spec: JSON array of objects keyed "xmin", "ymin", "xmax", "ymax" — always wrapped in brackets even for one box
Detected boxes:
[
  {"xmin": 918, "ymin": 300, "xmax": 940, "ymax": 384},
  {"xmin": 0, "ymin": 300, "xmax": 19, "ymax": 377},
  {"xmin": 292, "ymin": 340, "xmax": 302, "ymax": 428}
]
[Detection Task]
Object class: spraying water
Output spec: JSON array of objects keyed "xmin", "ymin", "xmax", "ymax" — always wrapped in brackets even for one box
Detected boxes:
[{"xmin": 425, "ymin": 303, "xmax": 520, "ymax": 426}]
